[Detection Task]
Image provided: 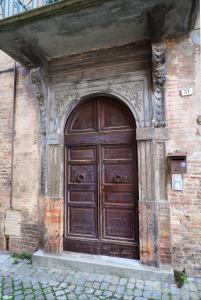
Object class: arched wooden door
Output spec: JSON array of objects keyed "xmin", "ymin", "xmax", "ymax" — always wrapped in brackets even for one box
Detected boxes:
[{"xmin": 64, "ymin": 97, "xmax": 139, "ymax": 259}]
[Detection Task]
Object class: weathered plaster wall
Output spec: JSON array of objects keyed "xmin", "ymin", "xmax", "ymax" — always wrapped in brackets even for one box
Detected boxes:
[
  {"xmin": 0, "ymin": 51, "xmax": 41, "ymax": 253},
  {"xmin": 165, "ymin": 31, "xmax": 201, "ymax": 275}
]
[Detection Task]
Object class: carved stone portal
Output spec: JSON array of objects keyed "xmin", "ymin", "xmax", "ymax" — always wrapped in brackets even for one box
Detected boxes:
[{"xmin": 31, "ymin": 59, "xmax": 171, "ymax": 268}]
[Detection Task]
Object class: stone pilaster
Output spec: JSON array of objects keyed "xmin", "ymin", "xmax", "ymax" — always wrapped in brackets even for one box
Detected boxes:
[{"xmin": 137, "ymin": 128, "xmax": 172, "ymax": 267}]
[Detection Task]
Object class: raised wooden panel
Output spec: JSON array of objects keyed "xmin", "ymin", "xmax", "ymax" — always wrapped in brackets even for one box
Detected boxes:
[
  {"xmin": 70, "ymin": 165, "xmax": 96, "ymax": 184},
  {"xmin": 64, "ymin": 97, "xmax": 139, "ymax": 259},
  {"xmin": 69, "ymin": 191, "xmax": 95, "ymax": 203},
  {"xmin": 103, "ymin": 146, "xmax": 133, "ymax": 160},
  {"xmin": 69, "ymin": 148, "xmax": 96, "ymax": 160},
  {"xmin": 68, "ymin": 102, "xmax": 96, "ymax": 132},
  {"xmin": 68, "ymin": 207, "xmax": 96, "ymax": 236},
  {"xmin": 104, "ymin": 208, "xmax": 134, "ymax": 239},
  {"xmin": 100, "ymin": 100, "xmax": 133, "ymax": 130},
  {"xmin": 103, "ymin": 164, "xmax": 134, "ymax": 184},
  {"xmin": 104, "ymin": 192, "xmax": 134, "ymax": 205}
]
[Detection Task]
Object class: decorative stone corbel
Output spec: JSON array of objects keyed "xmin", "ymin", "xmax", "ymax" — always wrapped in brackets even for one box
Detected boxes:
[
  {"xmin": 30, "ymin": 67, "xmax": 46, "ymax": 132},
  {"xmin": 152, "ymin": 41, "xmax": 166, "ymax": 127}
]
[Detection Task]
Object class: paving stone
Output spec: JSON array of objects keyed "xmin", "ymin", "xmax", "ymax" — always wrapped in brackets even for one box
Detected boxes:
[
  {"xmin": 85, "ymin": 288, "xmax": 94, "ymax": 294},
  {"xmin": 136, "ymin": 279, "xmax": 144, "ymax": 290},
  {"xmin": 67, "ymin": 293, "xmax": 77, "ymax": 300},
  {"xmin": 113, "ymin": 292, "xmax": 123, "ymax": 299},
  {"xmin": 24, "ymin": 294, "xmax": 36, "ymax": 300},
  {"xmin": 11, "ymin": 296, "xmax": 24, "ymax": 300},
  {"xmin": 95, "ymin": 275, "xmax": 104, "ymax": 282},
  {"xmin": 127, "ymin": 282, "xmax": 135, "ymax": 290},
  {"xmin": 59, "ymin": 282, "xmax": 68, "ymax": 289},
  {"xmin": 85, "ymin": 281, "xmax": 93, "ymax": 288},
  {"xmin": 94, "ymin": 289, "xmax": 102, "ymax": 296},
  {"xmin": 100, "ymin": 282, "xmax": 110, "ymax": 290},
  {"xmin": 123, "ymin": 295, "xmax": 134, "ymax": 300},
  {"xmin": 102, "ymin": 290, "xmax": 113, "ymax": 298},
  {"xmin": 66, "ymin": 285, "xmax": 75, "ymax": 293},
  {"xmin": 78, "ymin": 295, "xmax": 88, "ymax": 300},
  {"xmin": 133, "ymin": 289, "xmax": 142, "ymax": 297},
  {"xmin": 75, "ymin": 285, "xmax": 84, "ymax": 293},
  {"xmin": 56, "ymin": 296, "xmax": 67, "ymax": 300},
  {"xmin": 104, "ymin": 275, "xmax": 113, "ymax": 283},
  {"xmin": 119, "ymin": 278, "xmax": 128, "ymax": 286},
  {"xmin": 152, "ymin": 291, "xmax": 162, "ymax": 299},
  {"xmin": 111, "ymin": 276, "xmax": 119, "ymax": 285},
  {"xmin": 92, "ymin": 281, "xmax": 100, "ymax": 289},
  {"xmin": 116, "ymin": 285, "xmax": 126, "ymax": 294},
  {"xmin": 171, "ymin": 296, "xmax": 181, "ymax": 300},
  {"xmin": 143, "ymin": 290, "xmax": 152, "ymax": 298},
  {"xmin": 55, "ymin": 290, "xmax": 65, "ymax": 297},
  {"xmin": 108, "ymin": 284, "xmax": 117, "ymax": 292},
  {"xmin": 128, "ymin": 278, "xmax": 135, "ymax": 284},
  {"xmin": 162, "ymin": 295, "xmax": 171, "ymax": 300},
  {"xmin": 125, "ymin": 288, "xmax": 133, "ymax": 296},
  {"xmin": 88, "ymin": 296, "xmax": 99, "ymax": 300}
]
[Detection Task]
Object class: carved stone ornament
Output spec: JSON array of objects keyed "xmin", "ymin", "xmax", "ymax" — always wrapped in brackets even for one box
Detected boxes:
[
  {"xmin": 120, "ymin": 81, "xmax": 144, "ymax": 112},
  {"xmin": 152, "ymin": 41, "xmax": 166, "ymax": 127},
  {"xmin": 30, "ymin": 67, "xmax": 46, "ymax": 131}
]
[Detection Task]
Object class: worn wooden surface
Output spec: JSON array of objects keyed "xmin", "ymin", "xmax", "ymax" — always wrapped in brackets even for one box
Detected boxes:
[{"xmin": 64, "ymin": 97, "xmax": 139, "ymax": 259}]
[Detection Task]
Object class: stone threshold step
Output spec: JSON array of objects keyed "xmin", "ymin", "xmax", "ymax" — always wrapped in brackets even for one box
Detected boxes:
[{"xmin": 33, "ymin": 250, "xmax": 174, "ymax": 283}]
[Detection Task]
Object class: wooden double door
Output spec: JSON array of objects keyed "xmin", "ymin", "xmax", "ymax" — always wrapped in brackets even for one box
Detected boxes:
[{"xmin": 64, "ymin": 97, "xmax": 139, "ymax": 259}]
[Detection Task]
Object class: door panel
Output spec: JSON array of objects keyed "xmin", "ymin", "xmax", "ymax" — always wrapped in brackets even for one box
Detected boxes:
[
  {"xmin": 69, "ymin": 148, "xmax": 96, "ymax": 160},
  {"xmin": 69, "ymin": 101, "xmax": 97, "ymax": 132},
  {"xmin": 104, "ymin": 208, "xmax": 134, "ymax": 238},
  {"xmin": 64, "ymin": 97, "xmax": 139, "ymax": 259},
  {"xmin": 69, "ymin": 207, "xmax": 97, "ymax": 236}
]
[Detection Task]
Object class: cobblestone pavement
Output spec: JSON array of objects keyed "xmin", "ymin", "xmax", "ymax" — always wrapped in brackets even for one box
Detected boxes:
[{"xmin": 0, "ymin": 253, "xmax": 201, "ymax": 300}]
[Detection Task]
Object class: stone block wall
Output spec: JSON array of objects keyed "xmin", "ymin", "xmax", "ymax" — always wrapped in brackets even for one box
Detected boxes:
[
  {"xmin": 0, "ymin": 51, "xmax": 41, "ymax": 254},
  {"xmin": 165, "ymin": 32, "xmax": 201, "ymax": 275}
]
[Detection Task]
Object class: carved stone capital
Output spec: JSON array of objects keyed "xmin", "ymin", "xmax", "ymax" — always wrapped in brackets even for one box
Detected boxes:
[
  {"xmin": 152, "ymin": 41, "xmax": 166, "ymax": 127},
  {"xmin": 30, "ymin": 67, "xmax": 46, "ymax": 131}
]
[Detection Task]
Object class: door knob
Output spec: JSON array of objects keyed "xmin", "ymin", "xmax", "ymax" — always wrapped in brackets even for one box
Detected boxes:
[
  {"xmin": 77, "ymin": 173, "xmax": 85, "ymax": 182},
  {"xmin": 113, "ymin": 173, "xmax": 123, "ymax": 183}
]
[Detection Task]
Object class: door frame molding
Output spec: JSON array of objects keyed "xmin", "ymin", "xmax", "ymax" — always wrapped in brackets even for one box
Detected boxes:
[{"xmin": 43, "ymin": 70, "xmax": 172, "ymax": 268}]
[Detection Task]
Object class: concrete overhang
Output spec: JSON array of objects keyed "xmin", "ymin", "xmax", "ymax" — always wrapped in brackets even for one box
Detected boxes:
[{"xmin": 0, "ymin": 0, "xmax": 199, "ymax": 68}]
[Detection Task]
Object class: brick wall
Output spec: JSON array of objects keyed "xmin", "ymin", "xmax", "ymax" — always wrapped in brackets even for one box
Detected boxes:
[
  {"xmin": 0, "ymin": 51, "xmax": 14, "ymax": 250},
  {"xmin": 165, "ymin": 32, "xmax": 201, "ymax": 275},
  {"xmin": 0, "ymin": 51, "xmax": 41, "ymax": 253}
]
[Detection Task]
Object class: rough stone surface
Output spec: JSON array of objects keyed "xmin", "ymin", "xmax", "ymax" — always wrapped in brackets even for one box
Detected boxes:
[{"xmin": 0, "ymin": 253, "xmax": 201, "ymax": 300}]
